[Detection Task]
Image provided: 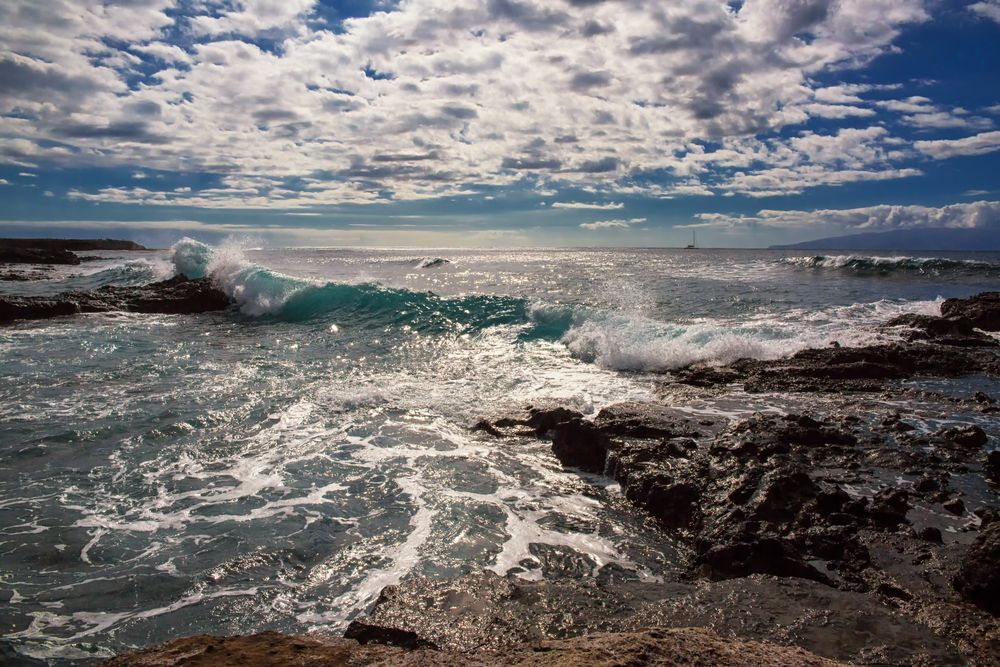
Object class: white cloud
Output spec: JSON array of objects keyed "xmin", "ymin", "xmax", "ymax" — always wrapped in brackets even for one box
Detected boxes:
[
  {"xmin": 970, "ymin": 1, "xmax": 1000, "ymax": 23},
  {"xmin": 0, "ymin": 179, "xmax": 8, "ymax": 185},
  {"xmin": 580, "ymin": 217, "xmax": 646, "ymax": 230},
  {"xmin": 552, "ymin": 202, "xmax": 625, "ymax": 210},
  {"xmin": 0, "ymin": 0, "xmax": 958, "ymax": 208},
  {"xmin": 693, "ymin": 200, "xmax": 1000, "ymax": 229},
  {"xmin": 189, "ymin": 0, "xmax": 317, "ymax": 37},
  {"xmin": 914, "ymin": 131, "xmax": 1000, "ymax": 159}
]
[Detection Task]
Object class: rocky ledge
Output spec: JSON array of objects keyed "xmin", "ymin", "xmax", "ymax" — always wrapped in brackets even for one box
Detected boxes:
[
  {"xmin": 0, "ymin": 275, "xmax": 231, "ymax": 324},
  {"xmin": 674, "ymin": 291, "xmax": 1000, "ymax": 392},
  {"xmin": 103, "ymin": 627, "xmax": 842, "ymax": 666}
]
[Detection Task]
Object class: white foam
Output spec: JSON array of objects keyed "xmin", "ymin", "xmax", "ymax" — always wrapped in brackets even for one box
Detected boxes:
[{"xmin": 560, "ymin": 298, "xmax": 944, "ymax": 372}]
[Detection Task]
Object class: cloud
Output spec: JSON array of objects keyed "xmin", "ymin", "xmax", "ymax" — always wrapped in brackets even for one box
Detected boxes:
[
  {"xmin": 970, "ymin": 1, "xmax": 1000, "ymax": 23},
  {"xmin": 190, "ymin": 0, "xmax": 317, "ymax": 37},
  {"xmin": 580, "ymin": 217, "xmax": 646, "ymax": 230},
  {"xmin": 914, "ymin": 131, "xmax": 1000, "ymax": 159},
  {"xmin": 552, "ymin": 201, "xmax": 624, "ymax": 210},
  {"xmin": 0, "ymin": 0, "xmax": 969, "ymax": 209},
  {"xmin": 0, "ymin": 179, "xmax": 8, "ymax": 185},
  {"xmin": 692, "ymin": 200, "xmax": 1000, "ymax": 230},
  {"xmin": 0, "ymin": 218, "xmax": 534, "ymax": 248}
]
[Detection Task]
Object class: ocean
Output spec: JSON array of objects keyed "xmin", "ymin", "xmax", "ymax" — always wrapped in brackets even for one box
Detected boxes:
[{"xmin": 2, "ymin": 241, "xmax": 999, "ymax": 663}]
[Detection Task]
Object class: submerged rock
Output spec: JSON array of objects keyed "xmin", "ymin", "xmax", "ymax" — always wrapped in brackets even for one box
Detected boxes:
[{"xmin": 0, "ymin": 275, "xmax": 231, "ymax": 324}]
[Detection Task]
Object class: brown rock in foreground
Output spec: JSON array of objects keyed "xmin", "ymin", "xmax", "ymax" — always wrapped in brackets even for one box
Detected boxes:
[{"xmin": 102, "ymin": 627, "xmax": 843, "ymax": 667}]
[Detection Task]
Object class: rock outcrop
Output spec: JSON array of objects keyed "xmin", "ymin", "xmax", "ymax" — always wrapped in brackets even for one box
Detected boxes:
[
  {"xmin": 0, "ymin": 275, "xmax": 231, "ymax": 324},
  {"xmin": 102, "ymin": 627, "xmax": 844, "ymax": 666},
  {"xmin": 954, "ymin": 522, "xmax": 1000, "ymax": 614}
]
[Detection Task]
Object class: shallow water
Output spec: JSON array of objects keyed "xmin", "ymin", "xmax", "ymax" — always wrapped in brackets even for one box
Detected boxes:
[{"xmin": 1, "ymin": 243, "xmax": 999, "ymax": 663}]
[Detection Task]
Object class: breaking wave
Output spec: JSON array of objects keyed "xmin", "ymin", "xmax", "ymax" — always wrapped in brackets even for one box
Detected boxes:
[
  {"xmin": 782, "ymin": 254, "xmax": 1000, "ymax": 277},
  {"xmin": 416, "ymin": 257, "xmax": 450, "ymax": 268},
  {"xmin": 170, "ymin": 239, "xmax": 943, "ymax": 371},
  {"xmin": 171, "ymin": 238, "xmax": 532, "ymax": 334}
]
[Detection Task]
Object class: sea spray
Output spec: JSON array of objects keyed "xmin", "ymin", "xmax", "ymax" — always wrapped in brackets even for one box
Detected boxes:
[
  {"xmin": 169, "ymin": 238, "xmax": 542, "ymax": 332},
  {"xmin": 167, "ymin": 240, "xmax": 949, "ymax": 370}
]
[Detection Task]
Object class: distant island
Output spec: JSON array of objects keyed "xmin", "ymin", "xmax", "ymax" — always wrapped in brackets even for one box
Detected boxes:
[{"xmin": 770, "ymin": 227, "xmax": 1000, "ymax": 251}]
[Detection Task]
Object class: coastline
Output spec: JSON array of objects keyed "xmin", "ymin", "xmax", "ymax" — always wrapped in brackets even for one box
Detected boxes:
[{"xmin": 99, "ymin": 291, "xmax": 1000, "ymax": 665}]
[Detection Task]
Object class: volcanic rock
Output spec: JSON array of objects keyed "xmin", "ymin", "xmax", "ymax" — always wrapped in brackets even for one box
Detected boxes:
[
  {"xmin": 0, "ymin": 275, "xmax": 231, "ymax": 324},
  {"xmin": 953, "ymin": 522, "xmax": 1000, "ymax": 614}
]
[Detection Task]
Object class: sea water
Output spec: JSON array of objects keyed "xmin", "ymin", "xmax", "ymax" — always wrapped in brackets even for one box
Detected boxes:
[{"xmin": 2, "ymin": 241, "xmax": 999, "ymax": 663}]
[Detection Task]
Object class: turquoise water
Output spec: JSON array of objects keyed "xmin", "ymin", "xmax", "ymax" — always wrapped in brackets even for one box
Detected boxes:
[{"xmin": 2, "ymin": 241, "xmax": 999, "ymax": 664}]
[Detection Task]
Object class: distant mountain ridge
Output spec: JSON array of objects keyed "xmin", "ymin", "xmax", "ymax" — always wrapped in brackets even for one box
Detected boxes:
[{"xmin": 770, "ymin": 227, "xmax": 1000, "ymax": 251}]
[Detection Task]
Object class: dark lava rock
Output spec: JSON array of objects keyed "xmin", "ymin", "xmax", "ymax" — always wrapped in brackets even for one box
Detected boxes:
[
  {"xmin": 696, "ymin": 538, "xmax": 832, "ymax": 585},
  {"xmin": 0, "ymin": 246, "xmax": 80, "ymax": 265},
  {"xmin": 550, "ymin": 417, "xmax": 612, "ymax": 473},
  {"xmin": 987, "ymin": 451, "xmax": 1000, "ymax": 484},
  {"xmin": 542, "ymin": 410, "xmax": 897, "ymax": 588},
  {"xmin": 593, "ymin": 402, "xmax": 702, "ymax": 439},
  {"xmin": 941, "ymin": 291, "xmax": 1000, "ymax": 331},
  {"xmin": 525, "ymin": 406, "xmax": 582, "ymax": 435},
  {"xmin": 918, "ymin": 526, "xmax": 944, "ymax": 543},
  {"xmin": 953, "ymin": 522, "xmax": 1000, "ymax": 614},
  {"xmin": 883, "ymin": 313, "xmax": 998, "ymax": 347},
  {"xmin": 673, "ymin": 342, "xmax": 1000, "ymax": 393},
  {"xmin": 343, "ymin": 619, "xmax": 438, "ymax": 649},
  {"xmin": 0, "ymin": 275, "xmax": 231, "ymax": 324},
  {"xmin": 99, "ymin": 626, "xmax": 846, "ymax": 666},
  {"xmin": 942, "ymin": 498, "xmax": 966, "ymax": 516},
  {"xmin": 934, "ymin": 424, "xmax": 988, "ymax": 449},
  {"xmin": 342, "ymin": 571, "xmax": 969, "ymax": 665}
]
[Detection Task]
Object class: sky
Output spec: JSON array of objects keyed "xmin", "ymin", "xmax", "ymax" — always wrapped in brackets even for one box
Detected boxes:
[{"xmin": 1, "ymin": 0, "xmax": 999, "ymax": 248}]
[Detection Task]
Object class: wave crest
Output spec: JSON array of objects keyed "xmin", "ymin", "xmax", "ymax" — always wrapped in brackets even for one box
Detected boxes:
[
  {"xmin": 783, "ymin": 254, "xmax": 1000, "ymax": 276},
  {"xmin": 169, "ymin": 238, "xmax": 535, "ymax": 332}
]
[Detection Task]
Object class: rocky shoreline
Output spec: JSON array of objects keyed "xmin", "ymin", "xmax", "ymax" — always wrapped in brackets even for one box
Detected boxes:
[
  {"xmin": 0, "ymin": 276, "xmax": 231, "ymax": 325},
  {"xmin": 94, "ymin": 293, "xmax": 1000, "ymax": 666}
]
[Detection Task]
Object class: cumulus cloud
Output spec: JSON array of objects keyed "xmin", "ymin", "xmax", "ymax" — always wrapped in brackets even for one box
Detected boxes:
[
  {"xmin": 970, "ymin": 1, "xmax": 1000, "ymax": 23},
  {"xmin": 580, "ymin": 217, "xmax": 646, "ymax": 230},
  {"xmin": 914, "ymin": 131, "xmax": 1000, "ymax": 159},
  {"xmin": 552, "ymin": 201, "xmax": 625, "ymax": 210},
  {"xmin": 691, "ymin": 200, "xmax": 1000, "ymax": 230},
  {"xmin": 0, "ymin": 0, "xmax": 980, "ymax": 208}
]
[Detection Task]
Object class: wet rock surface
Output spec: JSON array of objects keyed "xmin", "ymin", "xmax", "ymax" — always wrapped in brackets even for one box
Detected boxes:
[
  {"xmin": 102, "ymin": 627, "xmax": 844, "ymax": 666},
  {"xmin": 669, "ymin": 292, "xmax": 1000, "ymax": 393},
  {"xmin": 953, "ymin": 522, "xmax": 1000, "ymax": 614},
  {"xmin": 455, "ymin": 297, "xmax": 1000, "ymax": 664},
  {"xmin": 673, "ymin": 343, "xmax": 1000, "ymax": 393},
  {"xmin": 941, "ymin": 291, "xmax": 1000, "ymax": 331},
  {"xmin": 0, "ymin": 275, "xmax": 231, "ymax": 324}
]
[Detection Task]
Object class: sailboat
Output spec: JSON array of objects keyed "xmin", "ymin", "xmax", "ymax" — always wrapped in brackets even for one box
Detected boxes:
[{"xmin": 684, "ymin": 230, "xmax": 697, "ymax": 249}]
